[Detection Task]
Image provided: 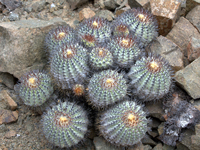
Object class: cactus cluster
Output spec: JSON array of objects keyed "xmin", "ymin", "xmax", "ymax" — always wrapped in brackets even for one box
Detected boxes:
[
  {"xmin": 14, "ymin": 7, "xmax": 175, "ymax": 149},
  {"xmin": 16, "ymin": 70, "xmax": 53, "ymax": 106}
]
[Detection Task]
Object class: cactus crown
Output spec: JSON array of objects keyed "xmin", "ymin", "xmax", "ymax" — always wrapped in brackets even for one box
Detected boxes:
[{"xmin": 73, "ymin": 84, "xmax": 85, "ymax": 96}]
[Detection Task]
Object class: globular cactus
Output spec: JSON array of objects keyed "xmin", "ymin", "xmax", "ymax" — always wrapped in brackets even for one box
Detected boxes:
[
  {"xmin": 115, "ymin": 8, "xmax": 158, "ymax": 47},
  {"xmin": 98, "ymin": 100, "xmax": 148, "ymax": 147},
  {"xmin": 108, "ymin": 35, "xmax": 144, "ymax": 68},
  {"xmin": 89, "ymin": 44, "xmax": 113, "ymax": 70},
  {"xmin": 15, "ymin": 70, "xmax": 54, "ymax": 106},
  {"xmin": 41, "ymin": 101, "xmax": 89, "ymax": 148},
  {"xmin": 50, "ymin": 41, "xmax": 89, "ymax": 89},
  {"xmin": 88, "ymin": 70, "xmax": 127, "ymax": 108},
  {"xmin": 112, "ymin": 21, "xmax": 131, "ymax": 36},
  {"xmin": 77, "ymin": 17, "xmax": 112, "ymax": 50},
  {"xmin": 44, "ymin": 25, "xmax": 76, "ymax": 53},
  {"xmin": 127, "ymin": 54, "xmax": 172, "ymax": 101}
]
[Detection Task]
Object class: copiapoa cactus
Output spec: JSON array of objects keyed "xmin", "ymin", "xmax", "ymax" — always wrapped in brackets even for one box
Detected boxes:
[
  {"xmin": 108, "ymin": 35, "xmax": 144, "ymax": 68},
  {"xmin": 77, "ymin": 17, "xmax": 112, "ymax": 50},
  {"xmin": 15, "ymin": 70, "xmax": 54, "ymax": 107},
  {"xmin": 98, "ymin": 100, "xmax": 148, "ymax": 147},
  {"xmin": 127, "ymin": 54, "xmax": 172, "ymax": 101},
  {"xmin": 41, "ymin": 100, "xmax": 89, "ymax": 148},
  {"xmin": 112, "ymin": 21, "xmax": 131, "ymax": 36},
  {"xmin": 50, "ymin": 41, "xmax": 89, "ymax": 89},
  {"xmin": 44, "ymin": 25, "xmax": 76, "ymax": 53},
  {"xmin": 89, "ymin": 44, "xmax": 113, "ymax": 70},
  {"xmin": 115, "ymin": 7, "xmax": 158, "ymax": 47},
  {"xmin": 88, "ymin": 69, "xmax": 127, "ymax": 108}
]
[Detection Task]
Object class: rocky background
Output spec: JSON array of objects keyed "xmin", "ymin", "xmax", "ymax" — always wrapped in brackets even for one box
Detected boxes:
[{"xmin": 0, "ymin": 0, "xmax": 200, "ymax": 150}]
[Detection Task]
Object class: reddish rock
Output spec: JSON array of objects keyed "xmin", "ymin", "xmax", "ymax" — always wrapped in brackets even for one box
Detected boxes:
[
  {"xmin": 150, "ymin": 0, "xmax": 181, "ymax": 36},
  {"xmin": 0, "ymin": 109, "xmax": 18, "ymax": 124},
  {"xmin": 166, "ymin": 17, "xmax": 200, "ymax": 58},
  {"xmin": 187, "ymin": 37, "xmax": 200, "ymax": 62},
  {"xmin": 79, "ymin": 8, "xmax": 95, "ymax": 21},
  {"xmin": 2, "ymin": 90, "xmax": 17, "ymax": 111},
  {"xmin": 4, "ymin": 130, "xmax": 16, "ymax": 139}
]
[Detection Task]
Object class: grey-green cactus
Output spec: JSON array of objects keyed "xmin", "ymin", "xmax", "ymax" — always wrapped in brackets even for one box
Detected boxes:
[
  {"xmin": 89, "ymin": 45, "xmax": 113, "ymax": 70},
  {"xmin": 50, "ymin": 41, "xmax": 89, "ymax": 89},
  {"xmin": 77, "ymin": 17, "xmax": 112, "ymax": 49},
  {"xmin": 88, "ymin": 70, "xmax": 127, "ymax": 108},
  {"xmin": 127, "ymin": 55, "xmax": 172, "ymax": 101},
  {"xmin": 115, "ymin": 8, "xmax": 158, "ymax": 47},
  {"xmin": 108, "ymin": 35, "xmax": 144, "ymax": 68},
  {"xmin": 99, "ymin": 100, "xmax": 148, "ymax": 146},
  {"xmin": 41, "ymin": 101, "xmax": 89, "ymax": 148},
  {"xmin": 44, "ymin": 25, "xmax": 76, "ymax": 53},
  {"xmin": 16, "ymin": 70, "xmax": 54, "ymax": 106}
]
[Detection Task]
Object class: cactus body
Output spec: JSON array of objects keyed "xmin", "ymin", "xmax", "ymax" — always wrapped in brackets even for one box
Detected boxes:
[
  {"xmin": 17, "ymin": 70, "xmax": 53, "ymax": 106},
  {"xmin": 77, "ymin": 17, "xmax": 112, "ymax": 49},
  {"xmin": 50, "ymin": 42, "xmax": 89, "ymax": 89},
  {"xmin": 116, "ymin": 8, "xmax": 158, "ymax": 47},
  {"xmin": 45, "ymin": 25, "xmax": 76, "ymax": 53},
  {"xmin": 89, "ymin": 45, "xmax": 113, "ymax": 70},
  {"xmin": 41, "ymin": 101, "xmax": 89, "ymax": 148},
  {"xmin": 127, "ymin": 55, "xmax": 172, "ymax": 101},
  {"xmin": 108, "ymin": 35, "xmax": 144, "ymax": 68},
  {"xmin": 88, "ymin": 70, "xmax": 127, "ymax": 108},
  {"xmin": 99, "ymin": 100, "xmax": 148, "ymax": 146}
]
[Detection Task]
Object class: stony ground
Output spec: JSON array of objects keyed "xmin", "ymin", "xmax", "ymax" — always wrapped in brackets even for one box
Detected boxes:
[{"xmin": 1, "ymin": 0, "xmax": 200, "ymax": 150}]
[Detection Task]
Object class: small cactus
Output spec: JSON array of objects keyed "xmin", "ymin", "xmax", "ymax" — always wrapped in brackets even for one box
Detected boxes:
[
  {"xmin": 116, "ymin": 8, "xmax": 158, "ymax": 47},
  {"xmin": 112, "ymin": 21, "xmax": 131, "ymax": 36},
  {"xmin": 89, "ymin": 44, "xmax": 113, "ymax": 70},
  {"xmin": 127, "ymin": 54, "xmax": 172, "ymax": 101},
  {"xmin": 77, "ymin": 17, "xmax": 112, "ymax": 49},
  {"xmin": 16, "ymin": 70, "xmax": 53, "ymax": 106},
  {"xmin": 44, "ymin": 25, "xmax": 76, "ymax": 53},
  {"xmin": 41, "ymin": 101, "xmax": 89, "ymax": 148},
  {"xmin": 98, "ymin": 100, "xmax": 148, "ymax": 147},
  {"xmin": 88, "ymin": 70, "xmax": 127, "ymax": 108},
  {"xmin": 50, "ymin": 41, "xmax": 89, "ymax": 89},
  {"xmin": 108, "ymin": 35, "xmax": 144, "ymax": 68}
]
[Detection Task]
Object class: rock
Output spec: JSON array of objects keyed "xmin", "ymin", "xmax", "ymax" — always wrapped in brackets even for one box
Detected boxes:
[
  {"xmin": 0, "ymin": 109, "xmax": 18, "ymax": 124},
  {"xmin": 186, "ymin": 5, "xmax": 200, "ymax": 32},
  {"xmin": 153, "ymin": 143, "xmax": 162, "ymax": 150},
  {"xmin": 145, "ymin": 101, "xmax": 165, "ymax": 121},
  {"xmin": 191, "ymin": 135, "xmax": 200, "ymax": 150},
  {"xmin": 93, "ymin": 136, "xmax": 123, "ymax": 150},
  {"xmin": 96, "ymin": 10, "xmax": 115, "ymax": 21},
  {"xmin": 49, "ymin": 3, "xmax": 56, "ymax": 13},
  {"xmin": 148, "ymin": 117, "xmax": 161, "ymax": 128},
  {"xmin": 143, "ymin": 145, "xmax": 152, "ymax": 150},
  {"xmin": 0, "ymin": 0, "xmax": 22, "ymax": 11},
  {"xmin": 8, "ymin": 12, "xmax": 19, "ymax": 21},
  {"xmin": 179, "ymin": 129, "xmax": 195, "ymax": 149},
  {"xmin": 166, "ymin": 17, "xmax": 200, "ymax": 58},
  {"xmin": 2, "ymin": 90, "xmax": 17, "ymax": 111},
  {"xmin": 31, "ymin": 1, "xmax": 46, "ymax": 12},
  {"xmin": 141, "ymin": 135, "xmax": 157, "ymax": 146},
  {"xmin": 176, "ymin": 142, "xmax": 190, "ymax": 150},
  {"xmin": 104, "ymin": 0, "xmax": 119, "ymax": 10},
  {"xmin": 0, "ymin": 124, "xmax": 7, "ymax": 133},
  {"xmin": 187, "ymin": 37, "xmax": 200, "ymax": 62},
  {"xmin": 149, "ymin": 35, "xmax": 184, "ymax": 72},
  {"xmin": 162, "ymin": 144, "xmax": 175, "ymax": 150},
  {"xmin": 0, "ymin": 18, "xmax": 67, "ymax": 79},
  {"xmin": 79, "ymin": 8, "xmax": 95, "ymax": 22},
  {"xmin": 4, "ymin": 130, "xmax": 16, "ymax": 138},
  {"xmin": 175, "ymin": 57, "xmax": 200, "ymax": 99},
  {"xmin": 129, "ymin": 0, "xmax": 150, "ymax": 9},
  {"xmin": 0, "ymin": 72, "xmax": 15, "ymax": 89},
  {"xmin": 176, "ymin": 0, "xmax": 186, "ymax": 7},
  {"xmin": 150, "ymin": 0, "xmax": 181, "ymax": 36},
  {"xmin": 67, "ymin": 0, "xmax": 89, "ymax": 10},
  {"xmin": 157, "ymin": 122, "xmax": 165, "ymax": 135},
  {"xmin": 148, "ymin": 129, "xmax": 159, "ymax": 138},
  {"xmin": 127, "ymin": 142, "xmax": 145, "ymax": 150}
]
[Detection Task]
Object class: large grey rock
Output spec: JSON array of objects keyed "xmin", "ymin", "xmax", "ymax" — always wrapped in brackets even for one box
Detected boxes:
[
  {"xmin": 149, "ymin": 35, "xmax": 184, "ymax": 72},
  {"xmin": 175, "ymin": 57, "xmax": 200, "ymax": 99},
  {"xmin": 66, "ymin": 0, "xmax": 89, "ymax": 10},
  {"xmin": 0, "ymin": 18, "xmax": 67, "ymax": 79},
  {"xmin": 186, "ymin": 5, "xmax": 200, "ymax": 32}
]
